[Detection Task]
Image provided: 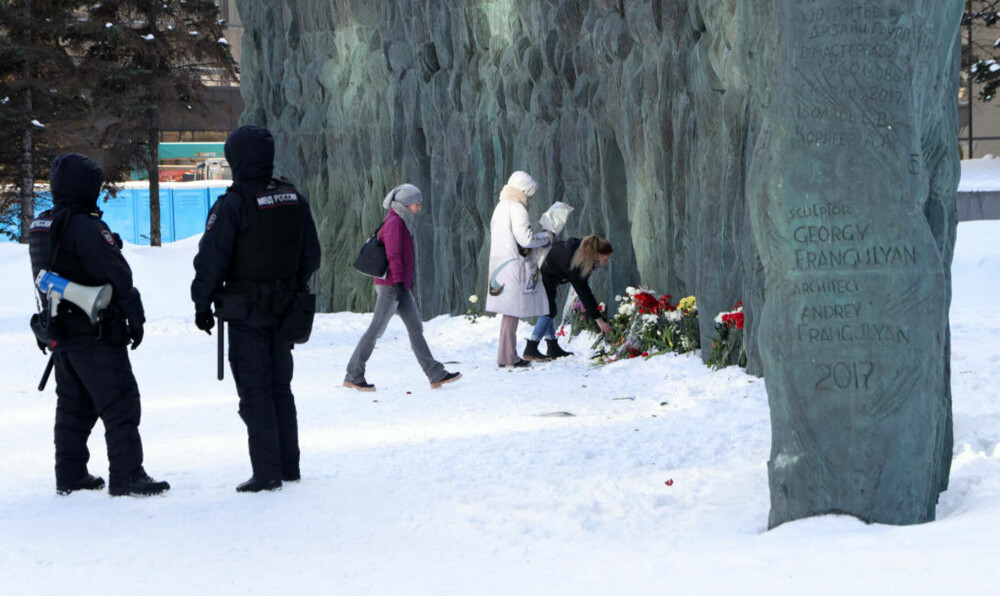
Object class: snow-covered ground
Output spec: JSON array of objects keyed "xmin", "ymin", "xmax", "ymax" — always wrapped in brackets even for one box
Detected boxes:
[
  {"xmin": 959, "ymin": 156, "xmax": 1000, "ymax": 192},
  {"xmin": 1, "ymin": 223, "xmax": 998, "ymax": 595}
]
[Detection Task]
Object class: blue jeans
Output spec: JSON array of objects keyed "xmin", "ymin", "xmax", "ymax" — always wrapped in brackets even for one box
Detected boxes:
[
  {"xmin": 345, "ymin": 285, "xmax": 447, "ymax": 384},
  {"xmin": 530, "ymin": 315, "xmax": 556, "ymax": 342}
]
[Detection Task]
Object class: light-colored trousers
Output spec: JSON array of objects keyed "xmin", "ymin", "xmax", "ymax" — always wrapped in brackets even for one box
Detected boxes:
[{"xmin": 497, "ymin": 315, "xmax": 522, "ymax": 366}]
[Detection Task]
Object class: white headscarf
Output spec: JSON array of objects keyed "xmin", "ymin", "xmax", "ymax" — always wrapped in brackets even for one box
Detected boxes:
[{"xmin": 506, "ymin": 171, "xmax": 538, "ymax": 197}]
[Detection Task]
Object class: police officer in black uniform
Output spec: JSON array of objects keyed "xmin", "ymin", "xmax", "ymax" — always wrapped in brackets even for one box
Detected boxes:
[
  {"xmin": 29, "ymin": 153, "xmax": 170, "ymax": 497},
  {"xmin": 191, "ymin": 125, "xmax": 321, "ymax": 493}
]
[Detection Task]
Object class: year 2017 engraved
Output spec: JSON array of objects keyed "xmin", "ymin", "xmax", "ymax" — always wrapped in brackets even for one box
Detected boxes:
[{"xmin": 815, "ymin": 361, "xmax": 875, "ymax": 391}]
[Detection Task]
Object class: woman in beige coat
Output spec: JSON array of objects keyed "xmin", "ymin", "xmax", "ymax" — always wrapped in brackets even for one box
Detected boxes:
[{"xmin": 485, "ymin": 171, "xmax": 553, "ymax": 367}]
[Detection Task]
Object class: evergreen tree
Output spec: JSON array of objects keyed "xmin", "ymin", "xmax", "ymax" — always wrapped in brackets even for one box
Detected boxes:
[
  {"xmin": 0, "ymin": 0, "xmax": 90, "ymax": 242},
  {"xmin": 75, "ymin": 0, "xmax": 235, "ymax": 246},
  {"xmin": 965, "ymin": 1, "xmax": 1000, "ymax": 102}
]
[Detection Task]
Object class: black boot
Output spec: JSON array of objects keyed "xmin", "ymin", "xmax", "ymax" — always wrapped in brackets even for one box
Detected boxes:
[
  {"xmin": 545, "ymin": 339, "xmax": 574, "ymax": 359},
  {"xmin": 109, "ymin": 469, "xmax": 170, "ymax": 497},
  {"xmin": 522, "ymin": 339, "xmax": 551, "ymax": 362},
  {"xmin": 237, "ymin": 476, "xmax": 282, "ymax": 493},
  {"xmin": 57, "ymin": 474, "xmax": 105, "ymax": 495}
]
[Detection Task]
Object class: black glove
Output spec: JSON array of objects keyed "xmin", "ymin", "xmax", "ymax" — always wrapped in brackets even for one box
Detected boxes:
[
  {"xmin": 195, "ymin": 310, "xmax": 215, "ymax": 335},
  {"xmin": 36, "ymin": 339, "xmax": 48, "ymax": 355},
  {"xmin": 128, "ymin": 320, "xmax": 144, "ymax": 350}
]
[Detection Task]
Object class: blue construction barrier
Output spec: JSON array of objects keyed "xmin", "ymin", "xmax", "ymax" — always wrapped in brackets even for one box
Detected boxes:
[{"xmin": 4, "ymin": 182, "xmax": 230, "ymax": 244}]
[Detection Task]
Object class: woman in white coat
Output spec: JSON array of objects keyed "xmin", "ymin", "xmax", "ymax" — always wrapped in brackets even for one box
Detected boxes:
[{"xmin": 485, "ymin": 171, "xmax": 553, "ymax": 367}]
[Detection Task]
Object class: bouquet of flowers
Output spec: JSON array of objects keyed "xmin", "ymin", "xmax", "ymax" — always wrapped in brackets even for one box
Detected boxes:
[
  {"xmin": 706, "ymin": 301, "xmax": 747, "ymax": 370},
  {"xmin": 564, "ymin": 299, "xmax": 603, "ymax": 339},
  {"xmin": 591, "ymin": 288, "xmax": 700, "ymax": 365}
]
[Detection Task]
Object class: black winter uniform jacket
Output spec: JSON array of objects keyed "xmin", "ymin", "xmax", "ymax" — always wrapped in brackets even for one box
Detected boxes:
[
  {"xmin": 29, "ymin": 153, "xmax": 144, "ymax": 347},
  {"xmin": 190, "ymin": 126, "xmax": 321, "ymax": 314}
]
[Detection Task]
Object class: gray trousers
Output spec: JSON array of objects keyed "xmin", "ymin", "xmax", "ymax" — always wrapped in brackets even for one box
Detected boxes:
[{"xmin": 345, "ymin": 285, "xmax": 446, "ymax": 384}]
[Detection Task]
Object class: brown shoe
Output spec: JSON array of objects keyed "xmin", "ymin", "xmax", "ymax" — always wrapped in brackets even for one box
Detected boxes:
[
  {"xmin": 343, "ymin": 380, "xmax": 376, "ymax": 392},
  {"xmin": 431, "ymin": 371, "xmax": 462, "ymax": 389}
]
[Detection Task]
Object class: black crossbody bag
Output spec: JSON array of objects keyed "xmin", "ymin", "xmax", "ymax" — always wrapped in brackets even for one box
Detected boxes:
[{"xmin": 352, "ymin": 221, "xmax": 388, "ymax": 278}]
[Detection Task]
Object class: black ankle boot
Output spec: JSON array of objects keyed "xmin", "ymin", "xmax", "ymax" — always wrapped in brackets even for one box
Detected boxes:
[
  {"xmin": 57, "ymin": 474, "xmax": 105, "ymax": 495},
  {"xmin": 545, "ymin": 339, "xmax": 574, "ymax": 359},
  {"xmin": 522, "ymin": 339, "xmax": 551, "ymax": 361},
  {"xmin": 109, "ymin": 470, "xmax": 170, "ymax": 497},
  {"xmin": 237, "ymin": 476, "xmax": 282, "ymax": 493}
]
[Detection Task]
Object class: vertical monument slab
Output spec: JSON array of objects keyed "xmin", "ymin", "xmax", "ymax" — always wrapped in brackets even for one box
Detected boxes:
[{"xmin": 747, "ymin": 0, "xmax": 962, "ymax": 526}]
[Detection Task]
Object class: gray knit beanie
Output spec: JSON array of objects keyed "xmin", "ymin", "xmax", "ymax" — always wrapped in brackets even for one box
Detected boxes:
[{"xmin": 382, "ymin": 183, "xmax": 423, "ymax": 209}]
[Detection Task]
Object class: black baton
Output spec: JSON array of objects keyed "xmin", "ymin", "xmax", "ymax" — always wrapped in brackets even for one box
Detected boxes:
[
  {"xmin": 38, "ymin": 354, "xmax": 55, "ymax": 392},
  {"xmin": 217, "ymin": 317, "xmax": 224, "ymax": 381}
]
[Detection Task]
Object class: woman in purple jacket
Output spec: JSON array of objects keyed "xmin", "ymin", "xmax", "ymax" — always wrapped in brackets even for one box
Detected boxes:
[{"xmin": 344, "ymin": 184, "xmax": 461, "ymax": 391}]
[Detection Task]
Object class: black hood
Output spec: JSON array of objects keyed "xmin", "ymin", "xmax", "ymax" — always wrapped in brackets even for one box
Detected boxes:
[
  {"xmin": 50, "ymin": 153, "xmax": 104, "ymax": 208},
  {"xmin": 225, "ymin": 125, "xmax": 275, "ymax": 183}
]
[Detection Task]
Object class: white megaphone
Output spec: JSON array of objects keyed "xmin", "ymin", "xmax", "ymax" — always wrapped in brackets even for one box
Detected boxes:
[{"xmin": 35, "ymin": 270, "xmax": 113, "ymax": 324}]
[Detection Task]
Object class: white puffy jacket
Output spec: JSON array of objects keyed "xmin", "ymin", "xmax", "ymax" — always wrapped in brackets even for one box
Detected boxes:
[{"xmin": 484, "ymin": 186, "xmax": 551, "ymax": 318}]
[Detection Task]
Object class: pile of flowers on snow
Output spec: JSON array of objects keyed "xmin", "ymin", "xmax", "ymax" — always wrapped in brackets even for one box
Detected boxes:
[
  {"xmin": 556, "ymin": 287, "xmax": 749, "ymax": 370},
  {"xmin": 706, "ymin": 301, "xmax": 746, "ymax": 369},
  {"xmin": 584, "ymin": 287, "xmax": 701, "ymax": 365}
]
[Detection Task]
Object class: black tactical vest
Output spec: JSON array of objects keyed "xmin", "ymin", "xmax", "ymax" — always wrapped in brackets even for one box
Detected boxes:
[{"xmin": 226, "ymin": 180, "xmax": 304, "ymax": 285}]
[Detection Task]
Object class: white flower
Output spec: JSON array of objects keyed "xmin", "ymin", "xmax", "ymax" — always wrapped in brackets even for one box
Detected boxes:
[
  {"xmin": 615, "ymin": 295, "xmax": 622, "ymax": 302},
  {"xmin": 642, "ymin": 313, "xmax": 659, "ymax": 324},
  {"xmin": 468, "ymin": 294, "xmax": 478, "ymax": 304},
  {"xmin": 598, "ymin": 302, "xmax": 605, "ymax": 311},
  {"xmin": 714, "ymin": 313, "xmax": 724, "ymax": 325},
  {"xmin": 618, "ymin": 303, "xmax": 635, "ymax": 316},
  {"xmin": 626, "ymin": 286, "xmax": 637, "ymax": 296},
  {"xmin": 665, "ymin": 311, "xmax": 682, "ymax": 323}
]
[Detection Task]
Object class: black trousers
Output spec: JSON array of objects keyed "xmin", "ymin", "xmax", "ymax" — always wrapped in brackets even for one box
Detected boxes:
[
  {"xmin": 53, "ymin": 342, "xmax": 143, "ymax": 486},
  {"xmin": 228, "ymin": 310, "xmax": 299, "ymax": 481}
]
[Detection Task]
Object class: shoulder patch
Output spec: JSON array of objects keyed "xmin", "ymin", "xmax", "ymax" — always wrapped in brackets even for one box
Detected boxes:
[
  {"xmin": 254, "ymin": 190, "xmax": 300, "ymax": 210},
  {"xmin": 30, "ymin": 218, "xmax": 54, "ymax": 233},
  {"xmin": 206, "ymin": 213, "xmax": 218, "ymax": 230},
  {"xmin": 101, "ymin": 230, "xmax": 116, "ymax": 246}
]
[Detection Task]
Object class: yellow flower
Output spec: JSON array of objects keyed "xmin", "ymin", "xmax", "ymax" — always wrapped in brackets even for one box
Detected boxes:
[
  {"xmin": 469, "ymin": 294, "xmax": 479, "ymax": 304},
  {"xmin": 678, "ymin": 295, "xmax": 697, "ymax": 312}
]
